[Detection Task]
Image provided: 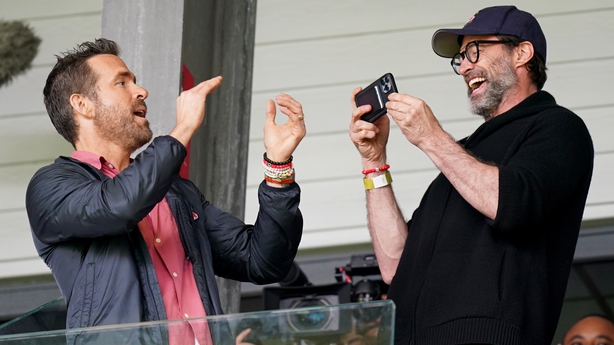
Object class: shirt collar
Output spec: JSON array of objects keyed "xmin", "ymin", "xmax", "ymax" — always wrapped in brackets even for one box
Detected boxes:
[{"xmin": 71, "ymin": 150, "xmax": 105, "ymax": 170}]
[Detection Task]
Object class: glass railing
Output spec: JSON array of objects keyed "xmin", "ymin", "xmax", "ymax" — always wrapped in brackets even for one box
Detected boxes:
[{"xmin": 0, "ymin": 299, "xmax": 395, "ymax": 344}]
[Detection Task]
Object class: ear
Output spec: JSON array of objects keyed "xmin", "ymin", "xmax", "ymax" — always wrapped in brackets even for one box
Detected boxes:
[
  {"xmin": 514, "ymin": 41, "xmax": 534, "ymax": 68},
  {"xmin": 69, "ymin": 93, "xmax": 94, "ymax": 119}
]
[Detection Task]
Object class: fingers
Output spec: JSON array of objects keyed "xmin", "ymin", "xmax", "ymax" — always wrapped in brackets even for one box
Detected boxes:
[
  {"xmin": 350, "ymin": 87, "xmax": 363, "ymax": 108},
  {"xmin": 350, "ymin": 120, "xmax": 380, "ymax": 139},
  {"xmin": 192, "ymin": 75, "xmax": 223, "ymax": 95},
  {"xmin": 351, "ymin": 102, "xmax": 373, "ymax": 123},
  {"xmin": 235, "ymin": 328, "xmax": 252, "ymax": 345},
  {"xmin": 386, "ymin": 92, "xmax": 418, "ymax": 120},
  {"xmin": 275, "ymin": 93, "xmax": 304, "ymax": 121}
]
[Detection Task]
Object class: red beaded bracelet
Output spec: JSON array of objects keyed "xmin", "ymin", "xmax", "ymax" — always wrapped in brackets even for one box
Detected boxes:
[
  {"xmin": 362, "ymin": 164, "xmax": 390, "ymax": 175},
  {"xmin": 262, "ymin": 158, "xmax": 293, "ymax": 169}
]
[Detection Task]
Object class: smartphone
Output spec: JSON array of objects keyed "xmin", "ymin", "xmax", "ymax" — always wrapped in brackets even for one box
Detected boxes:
[{"xmin": 355, "ymin": 73, "xmax": 398, "ymax": 123}]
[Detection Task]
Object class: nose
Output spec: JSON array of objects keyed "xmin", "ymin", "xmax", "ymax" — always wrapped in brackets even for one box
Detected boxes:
[
  {"xmin": 135, "ymin": 85, "xmax": 148, "ymax": 100},
  {"xmin": 458, "ymin": 56, "xmax": 474, "ymax": 76}
]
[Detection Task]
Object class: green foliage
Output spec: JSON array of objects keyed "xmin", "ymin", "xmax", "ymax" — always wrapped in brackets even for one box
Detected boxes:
[{"xmin": 0, "ymin": 20, "xmax": 42, "ymax": 88}]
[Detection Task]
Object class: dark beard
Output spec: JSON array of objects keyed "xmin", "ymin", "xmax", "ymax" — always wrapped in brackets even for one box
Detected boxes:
[
  {"xmin": 468, "ymin": 54, "xmax": 517, "ymax": 119},
  {"xmin": 93, "ymin": 100, "xmax": 153, "ymax": 153}
]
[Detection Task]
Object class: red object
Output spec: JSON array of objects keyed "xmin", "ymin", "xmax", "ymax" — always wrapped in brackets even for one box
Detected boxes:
[
  {"xmin": 362, "ymin": 164, "xmax": 390, "ymax": 175},
  {"xmin": 179, "ymin": 64, "xmax": 195, "ymax": 179},
  {"xmin": 71, "ymin": 151, "xmax": 213, "ymax": 345},
  {"xmin": 264, "ymin": 175, "xmax": 294, "ymax": 184},
  {"xmin": 262, "ymin": 158, "xmax": 293, "ymax": 169}
]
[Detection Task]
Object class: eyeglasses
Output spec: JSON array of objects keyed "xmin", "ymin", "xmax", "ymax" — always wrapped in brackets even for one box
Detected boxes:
[{"xmin": 451, "ymin": 40, "xmax": 515, "ymax": 75}]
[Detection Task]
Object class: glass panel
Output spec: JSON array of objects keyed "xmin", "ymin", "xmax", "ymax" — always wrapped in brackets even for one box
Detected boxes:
[
  {"xmin": 0, "ymin": 300, "xmax": 395, "ymax": 345},
  {"xmin": 0, "ymin": 297, "xmax": 65, "ymax": 335}
]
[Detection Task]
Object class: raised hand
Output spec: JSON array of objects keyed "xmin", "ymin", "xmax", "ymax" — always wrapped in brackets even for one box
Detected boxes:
[
  {"xmin": 385, "ymin": 92, "xmax": 444, "ymax": 149},
  {"xmin": 263, "ymin": 93, "xmax": 306, "ymax": 162},
  {"xmin": 349, "ymin": 87, "xmax": 391, "ymax": 169},
  {"xmin": 170, "ymin": 76, "xmax": 222, "ymax": 147}
]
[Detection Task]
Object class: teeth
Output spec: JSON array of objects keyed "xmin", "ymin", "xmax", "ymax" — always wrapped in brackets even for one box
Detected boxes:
[{"xmin": 468, "ymin": 77, "xmax": 485, "ymax": 90}]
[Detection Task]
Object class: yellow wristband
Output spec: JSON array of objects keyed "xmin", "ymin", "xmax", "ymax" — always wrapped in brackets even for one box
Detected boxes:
[{"xmin": 363, "ymin": 171, "xmax": 392, "ymax": 190}]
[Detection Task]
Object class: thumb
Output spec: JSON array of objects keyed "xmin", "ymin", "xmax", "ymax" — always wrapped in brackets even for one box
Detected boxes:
[
  {"xmin": 235, "ymin": 328, "xmax": 252, "ymax": 344},
  {"xmin": 265, "ymin": 99, "xmax": 276, "ymax": 125}
]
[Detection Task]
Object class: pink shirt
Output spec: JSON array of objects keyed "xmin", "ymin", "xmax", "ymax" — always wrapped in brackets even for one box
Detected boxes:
[{"xmin": 71, "ymin": 151, "xmax": 212, "ymax": 345}]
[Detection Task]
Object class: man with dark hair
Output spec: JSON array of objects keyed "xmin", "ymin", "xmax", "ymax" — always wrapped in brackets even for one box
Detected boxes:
[
  {"xmin": 349, "ymin": 6, "xmax": 594, "ymax": 345},
  {"xmin": 27, "ymin": 38, "xmax": 306, "ymax": 344},
  {"xmin": 560, "ymin": 314, "xmax": 614, "ymax": 345}
]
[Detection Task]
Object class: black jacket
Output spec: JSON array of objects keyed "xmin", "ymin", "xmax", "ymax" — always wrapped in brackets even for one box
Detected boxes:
[
  {"xmin": 25, "ymin": 136, "xmax": 303, "ymax": 340},
  {"xmin": 387, "ymin": 91, "xmax": 594, "ymax": 345}
]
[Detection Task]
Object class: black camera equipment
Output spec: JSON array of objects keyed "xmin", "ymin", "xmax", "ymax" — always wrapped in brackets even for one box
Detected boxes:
[
  {"xmin": 260, "ymin": 254, "xmax": 386, "ymax": 340},
  {"xmin": 335, "ymin": 254, "xmax": 387, "ymax": 303}
]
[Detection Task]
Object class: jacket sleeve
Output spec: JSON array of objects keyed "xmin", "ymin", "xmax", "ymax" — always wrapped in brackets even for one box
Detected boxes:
[
  {"xmin": 492, "ymin": 110, "xmax": 594, "ymax": 233},
  {"xmin": 26, "ymin": 136, "xmax": 187, "ymax": 244},
  {"xmin": 202, "ymin": 181, "xmax": 303, "ymax": 284}
]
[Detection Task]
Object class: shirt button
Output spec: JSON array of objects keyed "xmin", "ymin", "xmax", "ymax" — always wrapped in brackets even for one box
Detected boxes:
[
  {"xmin": 173, "ymin": 272, "xmax": 178, "ymax": 277},
  {"xmin": 108, "ymin": 163, "xmax": 114, "ymax": 169},
  {"xmin": 184, "ymin": 313, "xmax": 189, "ymax": 318},
  {"xmin": 155, "ymin": 238, "xmax": 161, "ymax": 243}
]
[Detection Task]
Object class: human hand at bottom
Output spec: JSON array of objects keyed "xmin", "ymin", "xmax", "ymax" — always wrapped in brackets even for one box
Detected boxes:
[{"xmin": 236, "ymin": 328, "xmax": 256, "ymax": 345}]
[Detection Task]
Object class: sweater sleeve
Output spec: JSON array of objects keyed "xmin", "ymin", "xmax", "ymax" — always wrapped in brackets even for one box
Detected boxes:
[
  {"xmin": 26, "ymin": 136, "xmax": 187, "ymax": 243},
  {"xmin": 491, "ymin": 109, "xmax": 594, "ymax": 233}
]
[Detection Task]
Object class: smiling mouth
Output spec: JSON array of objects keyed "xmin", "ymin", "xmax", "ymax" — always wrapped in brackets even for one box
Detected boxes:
[{"xmin": 468, "ymin": 77, "xmax": 486, "ymax": 93}]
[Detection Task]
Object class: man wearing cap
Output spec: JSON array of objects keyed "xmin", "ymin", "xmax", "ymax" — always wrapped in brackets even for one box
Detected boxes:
[{"xmin": 349, "ymin": 5, "xmax": 594, "ymax": 345}]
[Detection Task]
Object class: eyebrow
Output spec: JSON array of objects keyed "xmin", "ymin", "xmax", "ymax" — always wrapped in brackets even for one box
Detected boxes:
[
  {"xmin": 567, "ymin": 335, "xmax": 584, "ymax": 341},
  {"xmin": 115, "ymin": 71, "xmax": 137, "ymax": 83},
  {"xmin": 567, "ymin": 334, "xmax": 613, "ymax": 342}
]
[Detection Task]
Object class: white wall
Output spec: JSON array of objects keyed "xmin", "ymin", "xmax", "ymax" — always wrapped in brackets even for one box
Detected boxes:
[
  {"xmin": 0, "ymin": 0, "xmax": 612, "ymax": 279},
  {"xmin": 244, "ymin": 0, "xmax": 614, "ymax": 250},
  {"xmin": 0, "ymin": 0, "xmax": 103, "ymax": 278}
]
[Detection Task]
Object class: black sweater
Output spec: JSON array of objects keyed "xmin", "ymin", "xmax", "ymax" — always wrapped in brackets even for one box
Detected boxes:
[{"xmin": 387, "ymin": 91, "xmax": 594, "ymax": 345}]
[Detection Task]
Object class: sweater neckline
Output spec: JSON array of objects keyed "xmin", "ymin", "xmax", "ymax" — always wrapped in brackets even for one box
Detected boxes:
[{"xmin": 463, "ymin": 91, "xmax": 558, "ymax": 147}]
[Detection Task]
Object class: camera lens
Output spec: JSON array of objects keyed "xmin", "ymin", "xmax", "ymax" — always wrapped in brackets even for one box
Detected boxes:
[{"xmin": 287, "ymin": 298, "xmax": 333, "ymax": 332}]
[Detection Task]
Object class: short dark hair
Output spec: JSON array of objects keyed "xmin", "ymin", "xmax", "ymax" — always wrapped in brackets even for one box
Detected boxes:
[
  {"xmin": 43, "ymin": 38, "xmax": 120, "ymax": 147},
  {"xmin": 498, "ymin": 35, "xmax": 548, "ymax": 90}
]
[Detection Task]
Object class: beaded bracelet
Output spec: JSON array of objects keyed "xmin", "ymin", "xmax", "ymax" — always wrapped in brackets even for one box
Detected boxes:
[
  {"xmin": 264, "ymin": 168, "xmax": 295, "ymax": 180},
  {"xmin": 362, "ymin": 164, "xmax": 390, "ymax": 175},
  {"xmin": 262, "ymin": 158, "xmax": 293, "ymax": 169},
  {"xmin": 265, "ymin": 175, "xmax": 295, "ymax": 184},
  {"xmin": 263, "ymin": 161, "xmax": 294, "ymax": 175},
  {"xmin": 263, "ymin": 152, "xmax": 293, "ymax": 166}
]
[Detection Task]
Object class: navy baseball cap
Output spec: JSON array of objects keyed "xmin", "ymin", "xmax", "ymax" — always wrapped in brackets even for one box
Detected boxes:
[{"xmin": 431, "ymin": 5, "xmax": 547, "ymax": 63}]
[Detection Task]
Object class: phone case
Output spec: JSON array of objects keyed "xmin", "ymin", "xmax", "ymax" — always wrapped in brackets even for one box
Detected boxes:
[{"xmin": 355, "ymin": 73, "xmax": 398, "ymax": 123}]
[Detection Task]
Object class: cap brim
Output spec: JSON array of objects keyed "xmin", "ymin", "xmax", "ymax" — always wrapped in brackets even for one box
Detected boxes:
[
  {"xmin": 432, "ymin": 27, "xmax": 498, "ymax": 58},
  {"xmin": 432, "ymin": 29, "xmax": 464, "ymax": 58}
]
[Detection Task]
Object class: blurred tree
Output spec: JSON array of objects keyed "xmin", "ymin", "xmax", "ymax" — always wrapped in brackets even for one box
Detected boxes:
[{"xmin": 0, "ymin": 20, "xmax": 41, "ymax": 88}]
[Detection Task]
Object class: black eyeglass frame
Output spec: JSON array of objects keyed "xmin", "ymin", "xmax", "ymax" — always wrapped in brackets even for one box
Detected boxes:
[{"xmin": 451, "ymin": 40, "xmax": 516, "ymax": 75}]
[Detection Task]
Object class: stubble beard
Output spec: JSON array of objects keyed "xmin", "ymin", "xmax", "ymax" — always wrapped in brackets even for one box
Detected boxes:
[
  {"xmin": 93, "ymin": 100, "xmax": 153, "ymax": 153},
  {"xmin": 468, "ymin": 54, "xmax": 518, "ymax": 119}
]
